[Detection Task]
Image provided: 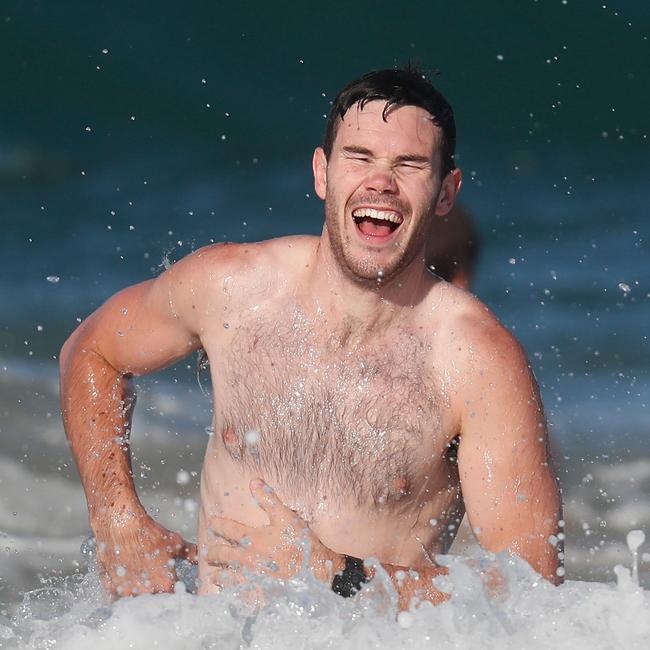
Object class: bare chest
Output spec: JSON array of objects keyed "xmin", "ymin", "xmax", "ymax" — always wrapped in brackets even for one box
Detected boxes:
[{"xmin": 210, "ymin": 311, "xmax": 449, "ymax": 509}]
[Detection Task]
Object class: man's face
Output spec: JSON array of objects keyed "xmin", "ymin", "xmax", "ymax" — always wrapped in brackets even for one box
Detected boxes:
[{"xmin": 313, "ymin": 100, "xmax": 457, "ymax": 285}]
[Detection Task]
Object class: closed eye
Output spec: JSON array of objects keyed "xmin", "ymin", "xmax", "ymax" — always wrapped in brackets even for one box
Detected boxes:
[
  {"xmin": 395, "ymin": 156, "xmax": 431, "ymax": 171},
  {"xmin": 342, "ymin": 146, "xmax": 374, "ymax": 163},
  {"xmin": 397, "ymin": 161, "xmax": 427, "ymax": 170}
]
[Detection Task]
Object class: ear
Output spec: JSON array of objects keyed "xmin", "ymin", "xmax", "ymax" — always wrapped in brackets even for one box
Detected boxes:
[
  {"xmin": 312, "ymin": 147, "xmax": 328, "ymax": 200},
  {"xmin": 434, "ymin": 168, "xmax": 462, "ymax": 217}
]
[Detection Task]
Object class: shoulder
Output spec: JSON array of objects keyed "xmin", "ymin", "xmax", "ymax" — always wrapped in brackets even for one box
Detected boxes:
[
  {"xmin": 165, "ymin": 235, "xmax": 317, "ymax": 293},
  {"xmin": 160, "ymin": 236, "xmax": 318, "ymax": 323},
  {"xmin": 424, "ymin": 285, "xmax": 543, "ymax": 436},
  {"xmin": 425, "ymin": 283, "xmax": 530, "ymax": 386}
]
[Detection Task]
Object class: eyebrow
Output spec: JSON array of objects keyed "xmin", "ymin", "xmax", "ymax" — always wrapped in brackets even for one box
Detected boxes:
[
  {"xmin": 341, "ymin": 145, "xmax": 374, "ymax": 156},
  {"xmin": 341, "ymin": 146, "xmax": 431, "ymax": 165}
]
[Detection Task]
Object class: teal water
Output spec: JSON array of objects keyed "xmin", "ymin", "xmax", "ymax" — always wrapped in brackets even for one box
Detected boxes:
[{"xmin": 2, "ymin": 0, "xmax": 648, "ymax": 452}]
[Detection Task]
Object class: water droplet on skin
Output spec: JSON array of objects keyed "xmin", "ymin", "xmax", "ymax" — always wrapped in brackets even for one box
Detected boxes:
[
  {"xmin": 116, "ymin": 565, "xmax": 126, "ymax": 577},
  {"xmin": 244, "ymin": 430, "xmax": 260, "ymax": 445}
]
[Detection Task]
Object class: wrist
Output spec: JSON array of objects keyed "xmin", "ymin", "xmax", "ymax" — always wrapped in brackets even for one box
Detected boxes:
[{"xmin": 89, "ymin": 500, "xmax": 148, "ymax": 535}]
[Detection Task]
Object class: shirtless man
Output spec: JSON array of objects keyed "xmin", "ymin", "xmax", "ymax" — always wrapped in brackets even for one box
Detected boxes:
[{"xmin": 60, "ymin": 69, "xmax": 562, "ymax": 608}]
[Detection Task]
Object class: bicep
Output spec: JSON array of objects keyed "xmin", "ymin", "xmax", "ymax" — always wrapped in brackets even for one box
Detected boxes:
[
  {"xmin": 67, "ymin": 270, "xmax": 202, "ymax": 377},
  {"xmin": 456, "ymin": 336, "xmax": 561, "ymax": 581}
]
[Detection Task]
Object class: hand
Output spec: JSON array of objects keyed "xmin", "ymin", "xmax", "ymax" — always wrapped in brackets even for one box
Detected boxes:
[
  {"xmin": 93, "ymin": 509, "xmax": 197, "ymax": 597},
  {"xmin": 208, "ymin": 479, "xmax": 342, "ymax": 582}
]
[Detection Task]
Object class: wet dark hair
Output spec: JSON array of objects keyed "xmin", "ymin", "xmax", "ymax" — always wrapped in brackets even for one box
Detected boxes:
[{"xmin": 323, "ymin": 68, "xmax": 456, "ymax": 178}]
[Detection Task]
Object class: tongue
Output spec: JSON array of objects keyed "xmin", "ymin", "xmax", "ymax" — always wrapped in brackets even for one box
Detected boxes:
[{"xmin": 357, "ymin": 217, "xmax": 395, "ymax": 237}]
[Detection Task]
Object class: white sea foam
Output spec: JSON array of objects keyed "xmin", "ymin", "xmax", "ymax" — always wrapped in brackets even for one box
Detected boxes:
[{"xmin": 1, "ymin": 552, "xmax": 649, "ymax": 649}]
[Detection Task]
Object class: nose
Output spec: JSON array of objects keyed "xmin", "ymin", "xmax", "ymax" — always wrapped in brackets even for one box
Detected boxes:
[{"xmin": 364, "ymin": 166, "xmax": 397, "ymax": 194}]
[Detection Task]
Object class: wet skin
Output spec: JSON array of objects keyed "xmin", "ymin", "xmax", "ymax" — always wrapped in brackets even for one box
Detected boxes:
[
  {"xmin": 197, "ymin": 263, "xmax": 465, "ymax": 592},
  {"xmin": 60, "ymin": 102, "xmax": 562, "ymax": 603}
]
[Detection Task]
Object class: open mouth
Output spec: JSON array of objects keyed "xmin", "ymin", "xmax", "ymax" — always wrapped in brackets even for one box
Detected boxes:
[{"xmin": 352, "ymin": 207, "xmax": 404, "ymax": 238}]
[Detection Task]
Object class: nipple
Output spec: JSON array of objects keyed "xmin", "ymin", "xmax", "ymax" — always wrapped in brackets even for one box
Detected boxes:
[{"xmin": 222, "ymin": 427, "xmax": 243, "ymax": 460}]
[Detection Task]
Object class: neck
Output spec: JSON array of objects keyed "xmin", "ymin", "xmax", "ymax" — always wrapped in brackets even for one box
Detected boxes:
[{"xmin": 305, "ymin": 228, "xmax": 433, "ymax": 330}]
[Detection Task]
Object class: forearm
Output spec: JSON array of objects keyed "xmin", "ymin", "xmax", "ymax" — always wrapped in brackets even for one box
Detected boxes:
[{"xmin": 60, "ymin": 334, "xmax": 144, "ymax": 527}]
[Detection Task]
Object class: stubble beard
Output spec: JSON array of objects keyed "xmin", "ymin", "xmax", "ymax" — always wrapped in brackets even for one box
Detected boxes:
[{"xmin": 324, "ymin": 189, "xmax": 434, "ymax": 287}]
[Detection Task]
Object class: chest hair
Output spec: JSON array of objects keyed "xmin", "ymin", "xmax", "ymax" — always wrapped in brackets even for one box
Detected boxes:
[{"xmin": 218, "ymin": 309, "xmax": 444, "ymax": 509}]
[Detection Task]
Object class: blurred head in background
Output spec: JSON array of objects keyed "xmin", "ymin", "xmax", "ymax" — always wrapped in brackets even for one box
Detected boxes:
[{"xmin": 425, "ymin": 203, "xmax": 480, "ymax": 290}]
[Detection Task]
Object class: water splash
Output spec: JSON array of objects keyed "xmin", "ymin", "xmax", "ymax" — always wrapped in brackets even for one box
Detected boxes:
[
  {"xmin": 627, "ymin": 529, "xmax": 646, "ymax": 585},
  {"xmin": 2, "ymin": 548, "xmax": 649, "ymax": 649}
]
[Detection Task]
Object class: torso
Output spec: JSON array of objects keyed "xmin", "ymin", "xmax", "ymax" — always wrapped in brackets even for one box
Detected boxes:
[{"xmin": 194, "ymin": 238, "xmax": 468, "ymax": 592}]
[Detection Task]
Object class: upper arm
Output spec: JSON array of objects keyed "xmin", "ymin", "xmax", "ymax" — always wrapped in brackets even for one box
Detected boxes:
[
  {"xmin": 455, "ymin": 319, "xmax": 562, "ymax": 582},
  {"xmin": 61, "ymin": 246, "xmax": 217, "ymax": 377}
]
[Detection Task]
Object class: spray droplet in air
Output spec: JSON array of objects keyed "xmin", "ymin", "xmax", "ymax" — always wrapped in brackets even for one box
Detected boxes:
[
  {"xmin": 618, "ymin": 282, "xmax": 631, "ymax": 294},
  {"xmin": 46, "ymin": 275, "xmax": 60, "ymax": 283},
  {"xmin": 627, "ymin": 529, "xmax": 645, "ymax": 553},
  {"xmin": 627, "ymin": 529, "xmax": 645, "ymax": 585}
]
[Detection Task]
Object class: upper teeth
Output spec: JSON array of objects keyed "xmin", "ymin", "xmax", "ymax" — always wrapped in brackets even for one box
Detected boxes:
[{"xmin": 352, "ymin": 208, "xmax": 403, "ymax": 224}]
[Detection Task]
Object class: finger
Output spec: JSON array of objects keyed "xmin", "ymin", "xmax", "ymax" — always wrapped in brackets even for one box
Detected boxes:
[
  {"xmin": 206, "ymin": 543, "xmax": 244, "ymax": 567},
  {"xmin": 249, "ymin": 478, "xmax": 292, "ymax": 524},
  {"xmin": 99, "ymin": 568, "xmax": 117, "ymax": 598},
  {"xmin": 149, "ymin": 572, "xmax": 176, "ymax": 594},
  {"xmin": 210, "ymin": 517, "xmax": 249, "ymax": 545},
  {"xmin": 178, "ymin": 540, "xmax": 198, "ymax": 564}
]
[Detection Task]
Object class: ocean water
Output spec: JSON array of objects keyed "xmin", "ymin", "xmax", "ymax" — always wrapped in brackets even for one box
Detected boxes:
[
  {"xmin": 1, "ymin": 0, "xmax": 650, "ymax": 646},
  {"xmin": 2, "ymin": 551, "xmax": 650, "ymax": 649}
]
